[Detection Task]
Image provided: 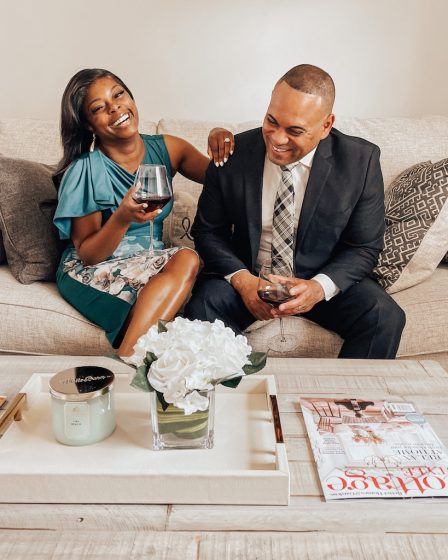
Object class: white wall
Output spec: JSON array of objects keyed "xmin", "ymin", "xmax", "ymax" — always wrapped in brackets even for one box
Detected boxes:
[{"xmin": 2, "ymin": 0, "xmax": 447, "ymax": 122}]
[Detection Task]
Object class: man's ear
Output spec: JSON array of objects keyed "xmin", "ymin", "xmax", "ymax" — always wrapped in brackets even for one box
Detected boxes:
[{"xmin": 320, "ymin": 114, "xmax": 335, "ymax": 140}]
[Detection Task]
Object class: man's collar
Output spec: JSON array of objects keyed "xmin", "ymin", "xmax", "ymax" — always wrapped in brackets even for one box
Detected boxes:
[
  {"xmin": 298, "ymin": 147, "xmax": 317, "ymax": 168},
  {"xmin": 265, "ymin": 147, "xmax": 317, "ymax": 171}
]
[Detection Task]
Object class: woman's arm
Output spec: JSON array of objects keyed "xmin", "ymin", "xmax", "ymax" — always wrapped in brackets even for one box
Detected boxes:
[
  {"xmin": 71, "ymin": 186, "xmax": 160, "ymax": 265},
  {"xmin": 163, "ymin": 128, "xmax": 235, "ymax": 184}
]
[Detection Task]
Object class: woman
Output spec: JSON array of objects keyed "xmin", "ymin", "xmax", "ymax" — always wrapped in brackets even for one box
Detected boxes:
[{"xmin": 53, "ymin": 68, "xmax": 234, "ymax": 357}]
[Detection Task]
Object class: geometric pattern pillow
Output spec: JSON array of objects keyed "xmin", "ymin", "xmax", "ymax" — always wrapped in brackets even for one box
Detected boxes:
[
  {"xmin": 374, "ymin": 158, "xmax": 448, "ymax": 294},
  {"xmin": 0, "ymin": 156, "xmax": 62, "ymax": 284}
]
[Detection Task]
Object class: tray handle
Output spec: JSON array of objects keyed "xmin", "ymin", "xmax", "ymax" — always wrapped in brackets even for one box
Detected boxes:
[
  {"xmin": 269, "ymin": 395, "xmax": 284, "ymax": 444},
  {"xmin": 0, "ymin": 393, "xmax": 26, "ymax": 437}
]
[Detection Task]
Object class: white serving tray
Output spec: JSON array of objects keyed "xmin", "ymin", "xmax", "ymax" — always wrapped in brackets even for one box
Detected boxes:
[{"xmin": 0, "ymin": 374, "xmax": 289, "ymax": 505}]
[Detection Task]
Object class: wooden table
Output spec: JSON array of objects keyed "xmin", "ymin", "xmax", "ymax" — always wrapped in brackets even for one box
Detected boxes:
[{"xmin": 1, "ymin": 356, "xmax": 448, "ymax": 559}]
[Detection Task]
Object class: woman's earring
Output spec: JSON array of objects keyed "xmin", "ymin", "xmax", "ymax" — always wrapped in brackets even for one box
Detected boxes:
[{"xmin": 89, "ymin": 133, "xmax": 96, "ymax": 152}]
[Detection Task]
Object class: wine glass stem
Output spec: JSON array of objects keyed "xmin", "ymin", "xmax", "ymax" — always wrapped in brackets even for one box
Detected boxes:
[
  {"xmin": 279, "ymin": 317, "xmax": 286, "ymax": 342},
  {"xmin": 148, "ymin": 220, "xmax": 155, "ymax": 256}
]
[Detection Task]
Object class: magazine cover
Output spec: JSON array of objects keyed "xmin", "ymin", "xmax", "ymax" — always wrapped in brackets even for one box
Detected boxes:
[{"xmin": 300, "ymin": 397, "xmax": 448, "ymax": 500}]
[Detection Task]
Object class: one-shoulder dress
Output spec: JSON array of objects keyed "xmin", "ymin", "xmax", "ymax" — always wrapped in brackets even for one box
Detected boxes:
[{"xmin": 53, "ymin": 134, "xmax": 181, "ymax": 348}]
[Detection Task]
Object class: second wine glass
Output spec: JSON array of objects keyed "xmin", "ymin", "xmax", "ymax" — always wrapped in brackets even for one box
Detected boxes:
[
  {"xmin": 257, "ymin": 261, "xmax": 298, "ymax": 353},
  {"xmin": 133, "ymin": 164, "xmax": 173, "ymax": 256}
]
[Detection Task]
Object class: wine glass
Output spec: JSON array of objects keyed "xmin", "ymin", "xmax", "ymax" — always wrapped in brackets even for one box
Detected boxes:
[
  {"xmin": 257, "ymin": 261, "xmax": 298, "ymax": 353},
  {"xmin": 132, "ymin": 164, "xmax": 173, "ymax": 256}
]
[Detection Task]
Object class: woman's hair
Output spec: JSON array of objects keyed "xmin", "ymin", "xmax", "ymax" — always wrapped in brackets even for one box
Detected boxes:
[{"xmin": 54, "ymin": 68, "xmax": 134, "ymax": 178}]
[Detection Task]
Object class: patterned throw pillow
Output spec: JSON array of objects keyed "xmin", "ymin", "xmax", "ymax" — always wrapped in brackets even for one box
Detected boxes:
[
  {"xmin": 162, "ymin": 190, "xmax": 196, "ymax": 250},
  {"xmin": 374, "ymin": 159, "xmax": 448, "ymax": 293}
]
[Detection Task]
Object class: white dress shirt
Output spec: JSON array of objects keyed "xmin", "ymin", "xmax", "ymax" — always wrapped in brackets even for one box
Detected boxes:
[{"xmin": 227, "ymin": 149, "xmax": 340, "ymax": 301}]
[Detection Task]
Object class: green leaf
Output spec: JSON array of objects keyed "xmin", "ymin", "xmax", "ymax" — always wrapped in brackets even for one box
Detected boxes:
[
  {"xmin": 156, "ymin": 390, "xmax": 170, "ymax": 411},
  {"xmin": 158, "ymin": 320, "xmax": 168, "ymax": 333},
  {"xmin": 221, "ymin": 376, "xmax": 243, "ymax": 389},
  {"xmin": 144, "ymin": 351, "xmax": 158, "ymax": 367},
  {"xmin": 130, "ymin": 363, "xmax": 153, "ymax": 392},
  {"xmin": 242, "ymin": 351, "xmax": 267, "ymax": 376}
]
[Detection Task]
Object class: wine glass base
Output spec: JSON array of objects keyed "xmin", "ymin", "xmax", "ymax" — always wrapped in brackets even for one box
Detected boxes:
[{"xmin": 268, "ymin": 334, "xmax": 298, "ymax": 353}]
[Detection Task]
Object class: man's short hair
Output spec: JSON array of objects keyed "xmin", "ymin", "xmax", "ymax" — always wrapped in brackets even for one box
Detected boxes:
[{"xmin": 278, "ymin": 64, "xmax": 335, "ymax": 110}]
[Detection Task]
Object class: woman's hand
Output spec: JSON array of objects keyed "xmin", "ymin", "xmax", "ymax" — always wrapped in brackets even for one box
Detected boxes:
[
  {"xmin": 114, "ymin": 185, "xmax": 162, "ymax": 226},
  {"xmin": 207, "ymin": 128, "xmax": 235, "ymax": 167}
]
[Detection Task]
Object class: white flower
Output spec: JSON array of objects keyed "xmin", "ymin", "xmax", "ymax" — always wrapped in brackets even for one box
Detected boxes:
[
  {"xmin": 147, "ymin": 348, "xmax": 197, "ymax": 394},
  {"xmin": 163, "ymin": 379, "xmax": 187, "ymax": 404},
  {"xmin": 174, "ymin": 390, "xmax": 210, "ymax": 415},
  {"xmin": 125, "ymin": 318, "xmax": 264, "ymax": 414}
]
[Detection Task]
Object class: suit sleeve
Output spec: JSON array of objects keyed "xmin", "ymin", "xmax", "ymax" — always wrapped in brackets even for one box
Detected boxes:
[
  {"xmin": 319, "ymin": 146, "xmax": 385, "ymax": 291},
  {"xmin": 191, "ymin": 163, "xmax": 249, "ymax": 276}
]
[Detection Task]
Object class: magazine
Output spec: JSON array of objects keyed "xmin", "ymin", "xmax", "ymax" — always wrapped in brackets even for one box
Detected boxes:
[{"xmin": 300, "ymin": 397, "xmax": 448, "ymax": 500}]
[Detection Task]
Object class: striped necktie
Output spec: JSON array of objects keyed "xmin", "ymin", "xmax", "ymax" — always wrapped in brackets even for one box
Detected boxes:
[{"xmin": 271, "ymin": 164, "xmax": 297, "ymax": 273}]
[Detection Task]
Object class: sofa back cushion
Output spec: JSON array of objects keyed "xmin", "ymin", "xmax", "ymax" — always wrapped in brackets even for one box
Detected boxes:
[
  {"xmin": 0, "ymin": 119, "xmax": 158, "ymax": 165},
  {"xmin": 0, "ymin": 156, "xmax": 62, "ymax": 283},
  {"xmin": 336, "ymin": 116, "xmax": 448, "ymax": 193}
]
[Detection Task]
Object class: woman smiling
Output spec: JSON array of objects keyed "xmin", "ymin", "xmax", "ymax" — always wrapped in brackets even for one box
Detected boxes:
[{"xmin": 53, "ymin": 68, "xmax": 234, "ymax": 356}]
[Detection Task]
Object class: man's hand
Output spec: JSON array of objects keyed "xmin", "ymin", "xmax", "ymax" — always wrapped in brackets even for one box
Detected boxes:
[
  {"xmin": 272, "ymin": 278, "xmax": 325, "ymax": 317},
  {"xmin": 230, "ymin": 270, "xmax": 273, "ymax": 320}
]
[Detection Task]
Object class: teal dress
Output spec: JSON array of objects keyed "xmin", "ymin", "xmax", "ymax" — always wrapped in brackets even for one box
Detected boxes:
[{"xmin": 53, "ymin": 134, "xmax": 180, "ymax": 348}]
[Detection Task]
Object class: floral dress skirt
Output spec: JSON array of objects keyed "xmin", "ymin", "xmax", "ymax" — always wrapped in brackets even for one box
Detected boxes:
[{"xmin": 56, "ymin": 243, "xmax": 180, "ymax": 348}]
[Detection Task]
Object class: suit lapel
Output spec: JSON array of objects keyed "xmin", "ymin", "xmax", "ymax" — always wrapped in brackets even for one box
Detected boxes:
[
  {"xmin": 296, "ymin": 135, "xmax": 333, "ymax": 247},
  {"xmin": 244, "ymin": 130, "xmax": 265, "ymax": 270}
]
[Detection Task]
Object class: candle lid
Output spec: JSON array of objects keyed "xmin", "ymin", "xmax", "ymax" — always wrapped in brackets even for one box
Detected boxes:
[{"xmin": 49, "ymin": 366, "xmax": 115, "ymax": 401}]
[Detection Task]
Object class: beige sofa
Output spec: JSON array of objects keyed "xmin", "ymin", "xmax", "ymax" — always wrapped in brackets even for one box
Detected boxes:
[{"xmin": 1, "ymin": 116, "xmax": 448, "ymax": 368}]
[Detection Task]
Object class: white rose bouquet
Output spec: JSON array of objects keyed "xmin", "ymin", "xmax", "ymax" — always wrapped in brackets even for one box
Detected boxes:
[{"xmin": 123, "ymin": 317, "xmax": 267, "ymax": 414}]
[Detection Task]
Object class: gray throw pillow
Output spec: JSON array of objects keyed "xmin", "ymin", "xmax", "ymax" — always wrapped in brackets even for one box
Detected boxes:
[
  {"xmin": 374, "ymin": 159, "xmax": 448, "ymax": 293},
  {"xmin": 0, "ymin": 156, "xmax": 62, "ymax": 283}
]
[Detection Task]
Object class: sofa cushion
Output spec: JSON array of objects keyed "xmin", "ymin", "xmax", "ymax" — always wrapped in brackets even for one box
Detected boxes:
[
  {"xmin": 0, "ymin": 265, "xmax": 111, "ymax": 355},
  {"xmin": 373, "ymin": 158, "xmax": 448, "ymax": 294},
  {"xmin": 244, "ymin": 265, "xmax": 448, "ymax": 360},
  {"xmin": 0, "ymin": 118, "xmax": 158, "ymax": 164},
  {"xmin": 335, "ymin": 116, "xmax": 448, "ymax": 192},
  {"xmin": 0, "ymin": 156, "xmax": 62, "ymax": 284}
]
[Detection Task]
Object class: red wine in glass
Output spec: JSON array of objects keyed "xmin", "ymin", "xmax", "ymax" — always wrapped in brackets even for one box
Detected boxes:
[
  {"xmin": 132, "ymin": 164, "xmax": 173, "ymax": 256},
  {"xmin": 257, "ymin": 285, "xmax": 293, "ymax": 307},
  {"xmin": 257, "ymin": 261, "xmax": 298, "ymax": 352},
  {"xmin": 133, "ymin": 194, "xmax": 172, "ymax": 213}
]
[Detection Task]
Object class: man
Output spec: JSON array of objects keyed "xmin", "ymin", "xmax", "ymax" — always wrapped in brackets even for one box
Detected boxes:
[{"xmin": 185, "ymin": 64, "xmax": 405, "ymax": 358}]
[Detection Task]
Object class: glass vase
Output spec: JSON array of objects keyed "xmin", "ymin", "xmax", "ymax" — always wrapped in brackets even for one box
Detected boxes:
[{"xmin": 150, "ymin": 389, "xmax": 215, "ymax": 450}]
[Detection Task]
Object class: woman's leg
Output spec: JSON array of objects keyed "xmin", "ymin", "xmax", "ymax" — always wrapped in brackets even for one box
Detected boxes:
[{"xmin": 118, "ymin": 249, "xmax": 199, "ymax": 356}]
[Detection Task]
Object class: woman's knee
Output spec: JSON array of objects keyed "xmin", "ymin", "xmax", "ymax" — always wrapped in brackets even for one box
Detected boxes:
[{"xmin": 166, "ymin": 248, "xmax": 200, "ymax": 280}]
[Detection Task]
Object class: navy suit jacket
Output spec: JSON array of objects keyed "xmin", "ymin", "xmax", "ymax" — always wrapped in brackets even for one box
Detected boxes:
[{"xmin": 192, "ymin": 127, "xmax": 385, "ymax": 292}]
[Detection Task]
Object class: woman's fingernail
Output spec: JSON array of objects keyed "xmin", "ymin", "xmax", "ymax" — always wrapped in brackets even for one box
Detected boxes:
[
  {"xmin": 157, "ymin": 209, "xmax": 162, "ymax": 214},
  {"xmin": 220, "ymin": 161, "xmax": 224, "ymax": 167},
  {"xmin": 142, "ymin": 203, "xmax": 148, "ymax": 208},
  {"xmin": 215, "ymin": 162, "xmax": 219, "ymax": 167},
  {"xmin": 224, "ymin": 158, "xmax": 228, "ymax": 163},
  {"xmin": 230, "ymin": 150, "xmax": 234, "ymax": 155}
]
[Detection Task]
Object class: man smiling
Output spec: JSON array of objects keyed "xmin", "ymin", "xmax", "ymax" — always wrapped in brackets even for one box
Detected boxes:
[{"xmin": 185, "ymin": 64, "xmax": 405, "ymax": 359}]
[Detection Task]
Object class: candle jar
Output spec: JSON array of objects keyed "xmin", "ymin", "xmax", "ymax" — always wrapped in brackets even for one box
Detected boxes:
[{"xmin": 49, "ymin": 366, "xmax": 115, "ymax": 446}]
